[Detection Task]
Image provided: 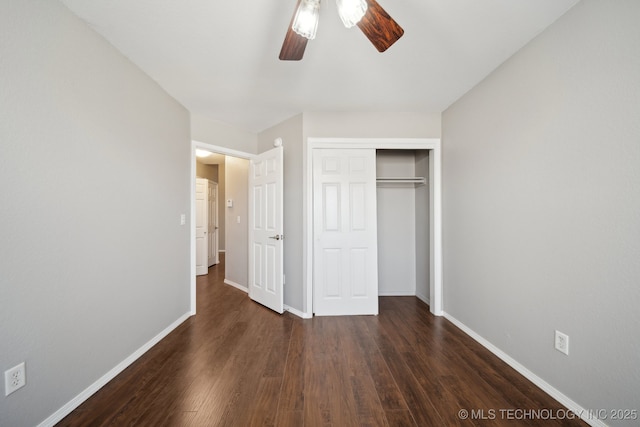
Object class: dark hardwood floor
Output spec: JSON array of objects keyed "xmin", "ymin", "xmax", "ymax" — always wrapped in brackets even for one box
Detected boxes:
[{"xmin": 59, "ymin": 256, "xmax": 586, "ymax": 426}]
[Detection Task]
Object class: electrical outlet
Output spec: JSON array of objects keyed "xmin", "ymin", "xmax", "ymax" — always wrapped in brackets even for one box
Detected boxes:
[
  {"xmin": 555, "ymin": 330, "xmax": 569, "ymax": 356},
  {"xmin": 4, "ymin": 362, "xmax": 26, "ymax": 396}
]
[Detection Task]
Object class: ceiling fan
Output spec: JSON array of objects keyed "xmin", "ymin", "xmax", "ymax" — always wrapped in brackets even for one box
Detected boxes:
[{"xmin": 279, "ymin": 0, "xmax": 404, "ymax": 60}]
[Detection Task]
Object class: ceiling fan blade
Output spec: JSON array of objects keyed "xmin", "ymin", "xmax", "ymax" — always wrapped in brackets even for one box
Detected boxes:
[
  {"xmin": 357, "ymin": 0, "xmax": 404, "ymax": 52},
  {"xmin": 279, "ymin": 0, "xmax": 308, "ymax": 60}
]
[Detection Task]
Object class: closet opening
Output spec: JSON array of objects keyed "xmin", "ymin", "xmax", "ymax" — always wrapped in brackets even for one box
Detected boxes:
[
  {"xmin": 304, "ymin": 138, "xmax": 443, "ymax": 318},
  {"xmin": 376, "ymin": 149, "xmax": 430, "ymax": 305},
  {"xmin": 376, "ymin": 149, "xmax": 430, "ymax": 304}
]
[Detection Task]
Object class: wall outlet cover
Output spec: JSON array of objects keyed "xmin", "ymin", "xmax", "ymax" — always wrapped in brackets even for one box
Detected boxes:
[{"xmin": 5, "ymin": 362, "xmax": 26, "ymax": 396}]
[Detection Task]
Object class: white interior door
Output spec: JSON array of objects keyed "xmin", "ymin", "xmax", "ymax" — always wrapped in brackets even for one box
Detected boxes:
[
  {"xmin": 195, "ymin": 178, "xmax": 208, "ymax": 276},
  {"xmin": 313, "ymin": 149, "xmax": 379, "ymax": 315},
  {"xmin": 208, "ymin": 181, "xmax": 219, "ymax": 266},
  {"xmin": 248, "ymin": 146, "xmax": 284, "ymax": 314}
]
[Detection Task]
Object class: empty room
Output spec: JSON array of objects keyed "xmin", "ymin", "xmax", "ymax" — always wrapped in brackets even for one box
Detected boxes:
[{"xmin": 1, "ymin": 0, "xmax": 638, "ymax": 426}]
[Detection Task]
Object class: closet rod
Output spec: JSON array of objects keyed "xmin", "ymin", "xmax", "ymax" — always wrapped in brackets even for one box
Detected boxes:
[{"xmin": 376, "ymin": 176, "xmax": 426, "ymax": 185}]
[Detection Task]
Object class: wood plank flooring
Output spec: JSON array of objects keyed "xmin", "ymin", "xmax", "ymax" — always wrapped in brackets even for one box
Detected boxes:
[{"xmin": 58, "ymin": 256, "xmax": 586, "ymax": 426}]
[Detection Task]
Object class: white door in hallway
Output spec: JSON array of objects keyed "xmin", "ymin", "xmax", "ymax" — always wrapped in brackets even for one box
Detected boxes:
[
  {"xmin": 248, "ymin": 146, "xmax": 284, "ymax": 314},
  {"xmin": 313, "ymin": 149, "xmax": 379, "ymax": 315},
  {"xmin": 208, "ymin": 181, "xmax": 219, "ymax": 266},
  {"xmin": 195, "ymin": 178, "xmax": 208, "ymax": 276}
]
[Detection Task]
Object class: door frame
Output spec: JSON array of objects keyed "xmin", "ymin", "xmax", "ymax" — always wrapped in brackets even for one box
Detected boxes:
[
  {"xmin": 208, "ymin": 180, "xmax": 219, "ymax": 267},
  {"xmin": 304, "ymin": 138, "xmax": 443, "ymax": 316},
  {"xmin": 190, "ymin": 140, "xmax": 255, "ymax": 315}
]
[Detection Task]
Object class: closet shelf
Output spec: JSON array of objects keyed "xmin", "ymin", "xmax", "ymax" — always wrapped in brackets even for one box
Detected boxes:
[{"xmin": 376, "ymin": 176, "xmax": 426, "ymax": 186}]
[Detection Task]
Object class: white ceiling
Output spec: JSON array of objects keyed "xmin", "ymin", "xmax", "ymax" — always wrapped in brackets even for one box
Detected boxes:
[{"xmin": 58, "ymin": 0, "xmax": 579, "ymax": 133}]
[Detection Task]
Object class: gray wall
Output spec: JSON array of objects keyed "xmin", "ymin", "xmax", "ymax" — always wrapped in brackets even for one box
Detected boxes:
[
  {"xmin": 224, "ymin": 157, "xmax": 249, "ymax": 287},
  {"xmin": 191, "ymin": 113, "xmax": 257, "ymax": 154},
  {"xmin": 257, "ymin": 114, "xmax": 304, "ymax": 309},
  {"xmin": 442, "ymin": 0, "xmax": 640, "ymax": 422},
  {"xmin": 0, "ymin": 1, "xmax": 191, "ymax": 426},
  {"xmin": 303, "ymin": 112, "xmax": 441, "ymax": 138},
  {"xmin": 415, "ymin": 151, "xmax": 430, "ymax": 303},
  {"xmin": 217, "ymin": 158, "xmax": 226, "ymax": 251},
  {"xmin": 195, "ymin": 161, "xmax": 218, "ymax": 182}
]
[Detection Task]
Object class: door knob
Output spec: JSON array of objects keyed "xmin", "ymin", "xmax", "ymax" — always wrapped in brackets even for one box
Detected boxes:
[{"xmin": 269, "ymin": 234, "xmax": 283, "ymax": 240}]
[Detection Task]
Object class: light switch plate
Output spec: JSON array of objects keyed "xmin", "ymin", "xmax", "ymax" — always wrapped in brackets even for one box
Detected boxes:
[{"xmin": 555, "ymin": 330, "xmax": 569, "ymax": 355}]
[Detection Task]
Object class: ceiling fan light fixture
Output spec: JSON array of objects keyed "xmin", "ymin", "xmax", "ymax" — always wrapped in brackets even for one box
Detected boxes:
[
  {"xmin": 292, "ymin": 0, "xmax": 321, "ymax": 40},
  {"xmin": 336, "ymin": 0, "xmax": 368, "ymax": 28}
]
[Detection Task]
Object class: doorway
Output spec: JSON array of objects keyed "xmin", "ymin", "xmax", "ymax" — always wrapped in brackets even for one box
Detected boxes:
[
  {"xmin": 195, "ymin": 177, "xmax": 218, "ymax": 276},
  {"xmin": 304, "ymin": 138, "xmax": 443, "ymax": 317},
  {"xmin": 190, "ymin": 141, "xmax": 255, "ymax": 314},
  {"xmin": 190, "ymin": 141, "xmax": 285, "ymax": 316}
]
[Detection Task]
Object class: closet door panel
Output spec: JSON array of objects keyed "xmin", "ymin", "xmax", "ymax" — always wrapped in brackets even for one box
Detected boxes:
[{"xmin": 313, "ymin": 149, "xmax": 378, "ymax": 315}]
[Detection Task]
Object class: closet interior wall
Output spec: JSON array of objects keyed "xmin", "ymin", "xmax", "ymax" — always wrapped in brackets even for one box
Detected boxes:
[{"xmin": 376, "ymin": 150, "xmax": 430, "ymax": 304}]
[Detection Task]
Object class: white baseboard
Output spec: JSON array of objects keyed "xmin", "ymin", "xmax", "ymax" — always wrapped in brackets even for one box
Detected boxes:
[
  {"xmin": 37, "ymin": 312, "xmax": 192, "ymax": 427},
  {"xmin": 378, "ymin": 291, "xmax": 416, "ymax": 296},
  {"xmin": 224, "ymin": 278, "xmax": 248, "ymax": 293},
  {"xmin": 284, "ymin": 304, "xmax": 312, "ymax": 319},
  {"xmin": 415, "ymin": 293, "xmax": 430, "ymax": 306},
  {"xmin": 222, "ymin": 280, "xmax": 309, "ymax": 319},
  {"xmin": 442, "ymin": 312, "xmax": 607, "ymax": 427},
  {"xmin": 218, "ymin": 249, "xmax": 226, "ymax": 253}
]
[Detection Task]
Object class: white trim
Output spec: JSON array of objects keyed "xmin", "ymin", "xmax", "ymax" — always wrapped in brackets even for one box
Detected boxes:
[
  {"xmin": 416, "ymin": 293, "xmax": 430, "ymax": 306},
  {"xmin": 442, "ymin": 313, "xmax": 607, "ymax": 427},
  {"xmin": 304, "ymin": 138, "xmax": 443, "ymax": 316},
  {"xmin": 224, "ymin": 279, "xmax": 248, "ymax": 293},
  {"xmin": 305, "ymin": 138, "xmax": 437, "ymax": 150},
  {"xmin": 36, "ymin": 312, "xmax": 192, "ymax": 427},
  {"xmin": 193, "ymin": 140, "xmax": 256, "ymax": 161},
  {"xmin": 284, "ymin": 304, "xmax": 312, "ymax": 319},
  {"xmin": 190, "ymin": 141, "xmax": 255, "ymax": 315},
  {"xmin": 429, "ymin": 144, "xmax": 443, "ymax": 315},
  {"xmin": 190, "ymin": 148, "xmax": 197, "ymax": 314},
  {"xmin": 218, "ymin": 249, "xmax": 226, "ymax": 253},
  {"xmin": 378, "ymin": 291, "xmax": 417, "ymax": 296}
]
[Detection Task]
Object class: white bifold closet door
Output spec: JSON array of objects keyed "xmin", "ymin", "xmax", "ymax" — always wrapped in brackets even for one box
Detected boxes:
[{"xmin": 313, "ymin": 149, "xmax": 379, "ymax": 316}]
